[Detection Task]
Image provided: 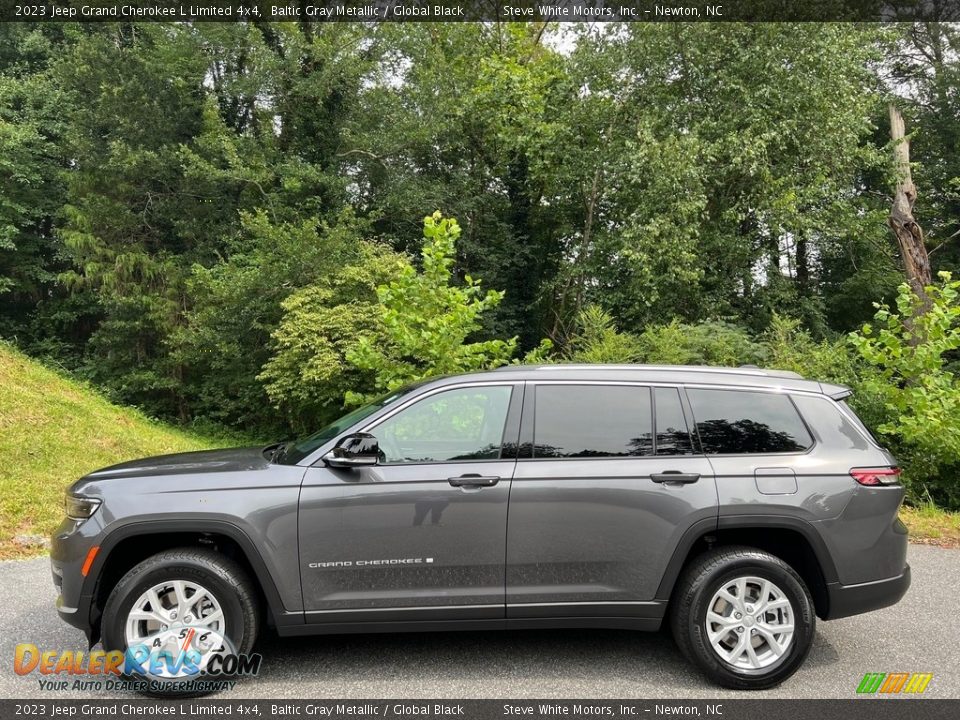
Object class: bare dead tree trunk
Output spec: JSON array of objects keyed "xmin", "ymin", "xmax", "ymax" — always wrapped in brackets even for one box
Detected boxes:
[
  {"xmin": 796, "ymin": 233, "xmax": 810, "ymax": 295},
  {"xmin": 888, "ymin": 104, "xmax": 932, "ymax": 304},
  {"xmin": 549, "ymin": 164, "xmax": 603, "ymax": 342}
]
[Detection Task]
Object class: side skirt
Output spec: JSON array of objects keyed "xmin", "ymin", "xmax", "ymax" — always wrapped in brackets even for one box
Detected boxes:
[
  {"xmin": 279, "ymin": 602, "xmax": 665, "ymax": 637},
  {"xmin": 276, "ymin": 616, "xmax": 662, "ymax": 637}
]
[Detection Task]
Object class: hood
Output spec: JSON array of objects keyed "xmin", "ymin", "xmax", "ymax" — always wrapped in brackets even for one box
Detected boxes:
[{"xmin": 84, "ymin": 446, "xmax": 272, "ymax": 480}]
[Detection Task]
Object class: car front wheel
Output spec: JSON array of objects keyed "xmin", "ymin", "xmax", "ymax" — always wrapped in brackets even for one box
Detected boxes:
[
  {"xmin": 670, "ymin": 546, "xmax": 816, "ymax": 690},
  {"xmin": 102, "ymin": 547, "xmax": 260, "ymax": 696}
]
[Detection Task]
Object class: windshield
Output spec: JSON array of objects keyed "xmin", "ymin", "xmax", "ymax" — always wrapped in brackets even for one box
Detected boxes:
[{"xmin": 281, "ymin": 385, "xmax": 421, "ymax": 464}]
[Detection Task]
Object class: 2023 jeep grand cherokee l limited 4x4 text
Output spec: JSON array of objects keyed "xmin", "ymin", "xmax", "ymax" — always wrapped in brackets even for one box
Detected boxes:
[{"xmin": 51, "ymin": 364, "xmax": 910, "ymax": 691}]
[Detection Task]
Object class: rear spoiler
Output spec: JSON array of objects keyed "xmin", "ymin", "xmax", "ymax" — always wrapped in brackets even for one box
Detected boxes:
[{"xmin": 819, "ymin": 382, "xmax": 853, "ymax": 400}]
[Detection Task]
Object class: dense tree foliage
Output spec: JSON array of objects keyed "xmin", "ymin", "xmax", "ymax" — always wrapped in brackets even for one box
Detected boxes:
[
  {"xmin": 3, "ymin": 21, "xmax": 960, "ymax": 506},
  {"xmin": 344, "ymin": 212, "xmax": 521, "ymax": 403}
]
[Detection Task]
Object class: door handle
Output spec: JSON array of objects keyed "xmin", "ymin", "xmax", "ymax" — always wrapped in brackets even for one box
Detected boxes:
[
  {"xmin": 651, "ymin": 471, "xmax": 701, "ymax": 484},
  {"xmin": 448, "ymin": 474, "xmax": 500, "ymax": 488}
]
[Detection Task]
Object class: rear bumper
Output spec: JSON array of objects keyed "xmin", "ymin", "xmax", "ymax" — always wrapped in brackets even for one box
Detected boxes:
[{"xmin": 824, "ymin": 564, "xmax": 910, "ymax": 620}]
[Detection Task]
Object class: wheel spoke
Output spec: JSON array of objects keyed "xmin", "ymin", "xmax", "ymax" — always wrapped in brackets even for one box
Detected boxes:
[
  {"xmin": 195, "ymin": 608, "xmax": 224, "ymax": 627},
  {"xmin": 725, "ymin": 630, "xmax": 750, "ymax": 665},
  {"xmin": 765, "ymin": 598, "xmax": 790, "ymax": 611},
  {"xmin": 186, "ymin": 589, "xmax": 213, "ymax": 619},
  {"xmin": 745, "ymin": 635, "xmax": 763, "ymax": 668},
  {"xmin": 707, "ymin": 611, "xmax": 739, "ymax": 628},
  {"xmin": 172, "ymin": 581, "xmax": 192, "ymax": 613},
  {"xmin": 128, "ymin": 609, "xmax": 166, "ymax": 625},
  {"xmin": 716, "ymin": 588, "xmax": 742, "ymax": 610},
  {"xmin": 757, "ymin": 627, "xmax": 785, "ymax": 656},
  {"xmin": 707, "ymin": 610, "xmax": 740, "ymax": 627},
  {"xmin": 755, "ymin": 580, "xmax": 772, "ymax": 612},
  {"xmin": 760, "ymin": 621, "xmax": 794, "ymax": 634},
  {"xmin": 707, "ymin": 628, "xmax": 730, "ymax": 644}
]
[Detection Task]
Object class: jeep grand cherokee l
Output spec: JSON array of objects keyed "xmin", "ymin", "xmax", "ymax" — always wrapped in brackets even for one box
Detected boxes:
[{"xmin": 51, "ymin": 364, "xmax": 910, "ymax": 690}]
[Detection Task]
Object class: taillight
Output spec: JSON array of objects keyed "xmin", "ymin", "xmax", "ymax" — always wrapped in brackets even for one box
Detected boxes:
[{"xmin": 850, "ymin": 467, "xmax": 901, "ymax": 486}]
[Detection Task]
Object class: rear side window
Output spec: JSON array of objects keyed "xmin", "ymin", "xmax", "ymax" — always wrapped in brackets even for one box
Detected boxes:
[
  {"xmin": 839, "ymin": 400, "xmax": 880, "ymax": 445},
  {"xmin": 792, "ymin": 395, "xmax": 870, "ymax": 451},
  {"xmin": 654, "ymin": 387, "xmax": 695, "ymax": 455},
  {"xmin": 534, "ymin": 385, "xmax": 653, "ymax": 458},
  {"xmin": 687, "ymin": 389, "xmax": 813, "ymax": 454}
]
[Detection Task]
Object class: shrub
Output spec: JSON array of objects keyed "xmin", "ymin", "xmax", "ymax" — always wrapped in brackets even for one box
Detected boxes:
[
  {"xmin": 763, "ymin": 314, "xmax": 857, "ymax": 383},
  {"xmin": 636, "ymin": 320, "xmax": 767, "ymax": 367},
  {"xmin": 560, "ymin": 309, "xmax": 766, "ymax": 367},
  {"xmin": 345, "ymin": 212, "xmax": 520, "ymax": 404},
  {"xmin": 850, "ymin": 272, "xmax": 960, "ymax": 507},
  {"xmin": 563, "ymin": 306, "xmax": 642, "ymax": 363},
  {"xmin": 257, "ymin": 243, "xmax": 407, "ymax": 432}
]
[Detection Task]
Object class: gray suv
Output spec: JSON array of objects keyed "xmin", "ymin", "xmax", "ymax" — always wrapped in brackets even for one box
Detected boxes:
[{"xmin": 51, "ymin": 364, "xmax": 910, "ymax": 690}]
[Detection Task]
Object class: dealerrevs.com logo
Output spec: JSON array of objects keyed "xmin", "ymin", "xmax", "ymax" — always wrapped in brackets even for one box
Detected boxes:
[
  {"xmin": 856, "ymin": 672, "xmax": 933, "ymax": 695},
  {"xmin": 14, "ymin": 626, "xmax": 262, "ymax": 694}
]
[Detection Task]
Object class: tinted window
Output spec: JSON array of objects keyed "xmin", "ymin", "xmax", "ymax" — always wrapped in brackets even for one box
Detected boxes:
[
  {"xmin": 284, "ymin": 385, "xmax": 421, "ymax": 463},
  {"xmin": 688, "ymin": 389, "xmax": 812, "ymax": 454},
  {"xmin": 534, "ymin": 385, "xmax": 652, "ymax": 458},
  {"xmin": 793, "ymin": 395, "xmax": 869, "ymax": 451},
  {"xmin": 373, "ymin": 386, "xmax": 513, "ymax": 464},
  {"xmin": 839, "ymin": 400, "xmax": 880, "ymax": 445},
  {"xmin": 655, "ymin": 388, "xmax": 694, "ymax": 455}
]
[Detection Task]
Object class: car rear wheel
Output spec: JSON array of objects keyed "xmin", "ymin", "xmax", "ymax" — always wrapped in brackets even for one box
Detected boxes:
[
  {"xmin": 102, "ymin": 548, "xmax": 259, "ymax": 697},
  {"xmin": 670, "ymin": 546, "xmax": 816, "ymax": 690}
]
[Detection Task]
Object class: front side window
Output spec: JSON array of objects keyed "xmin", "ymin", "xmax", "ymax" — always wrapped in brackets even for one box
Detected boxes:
[
  {"xmin": 687, "ymin": 389, "xmax": 813, "ymax": 454},
  {"xmin": 372, "ymin": 386, "xmax": 513, "ymax": 464},
  {"xmin": 283, "ymin": 384, "xmax": 421, "ymax": 464},
  {"xmin": 533, "ymin": 385, "xmax": 653, "ymax": 458}
]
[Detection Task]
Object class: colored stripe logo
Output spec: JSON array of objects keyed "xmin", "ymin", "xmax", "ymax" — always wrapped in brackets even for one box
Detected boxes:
[{"xmin": 857, "ymin": 672, "xmax": 933, "ymax": 694}]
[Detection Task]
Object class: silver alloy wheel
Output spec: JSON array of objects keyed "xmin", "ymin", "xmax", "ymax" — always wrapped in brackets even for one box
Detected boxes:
[
  {"xmin": 124, "ymin": 580, "xmax": 227, "ymax": 678},
  {"xmin": 705, "ymin": 575, "xmax": 795, "ymax": 671}
]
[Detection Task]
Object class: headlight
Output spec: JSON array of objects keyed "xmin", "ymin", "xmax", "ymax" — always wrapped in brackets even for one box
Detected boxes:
[{"xmin": 65, "ymin": 494, "xmax": 101, "ymax": 520}]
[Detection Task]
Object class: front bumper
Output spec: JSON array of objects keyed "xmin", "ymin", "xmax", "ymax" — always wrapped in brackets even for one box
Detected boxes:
[
  {"xmin": 54, "ymin": 580, "xmax": 95, "ymax": 636},
  {"xmin": 50, "ymin": 515, "xmax": 104, "ymax": 643},
  {"xmin": 824, "ymin": 564, "xmax": 911, "ymax": 620}
]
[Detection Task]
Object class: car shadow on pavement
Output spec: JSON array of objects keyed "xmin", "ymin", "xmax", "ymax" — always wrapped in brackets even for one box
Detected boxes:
[{"xmin": 244, "ymin": 627, "xmax": 842, "ymax": 696}]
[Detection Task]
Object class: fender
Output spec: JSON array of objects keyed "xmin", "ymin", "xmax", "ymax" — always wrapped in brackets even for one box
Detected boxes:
[
  {"xmin": 84, "ymin": 518, "xmax": 304, "ymax": 632},
  {"xmin": 654, "ymin": 517, "xmax": 717, "ymax": 602},
  {"xmin": 654, "ymin": 514, "xmax": 839, "ymax": 602}
]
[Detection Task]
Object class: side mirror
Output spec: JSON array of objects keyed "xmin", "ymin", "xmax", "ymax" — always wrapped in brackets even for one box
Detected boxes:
[{"xmin": 323, "ymin": 432, "xmax": 379, "ymax": 468}]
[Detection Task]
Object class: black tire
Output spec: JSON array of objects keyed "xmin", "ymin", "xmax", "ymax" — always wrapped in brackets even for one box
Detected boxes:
[
  {"xmin": 670, "ymin": 546, "xmax": 816, "ymax": 690},
  {"xmin": 102, "ymin": 547, "xmax": 260, "ymax": 697}
]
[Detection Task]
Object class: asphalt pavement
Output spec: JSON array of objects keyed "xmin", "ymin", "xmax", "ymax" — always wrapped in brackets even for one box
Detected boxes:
[{"xmin": 0, "ymin": 544, "xmax": 955, "ymax": 699}]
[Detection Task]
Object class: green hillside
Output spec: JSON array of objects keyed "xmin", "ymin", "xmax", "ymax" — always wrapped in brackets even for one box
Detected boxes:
[{"xmin": 0, "ymin": 344, "xmax": 228, "ymax": 558}]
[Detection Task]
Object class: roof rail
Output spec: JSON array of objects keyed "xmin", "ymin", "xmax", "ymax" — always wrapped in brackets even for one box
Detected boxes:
[{"xmin": 493, "ymin": 363, "xmax": 804, "ymax": 379}]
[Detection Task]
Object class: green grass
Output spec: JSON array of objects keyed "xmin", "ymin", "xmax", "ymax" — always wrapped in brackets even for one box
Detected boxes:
[
  {"xmin": 0, "ymin": 343, "xmax": 234, "ymax": 559},
  {"xmin": 900, "ymin": 504, "xmax": 960, "ymax": 548}
]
